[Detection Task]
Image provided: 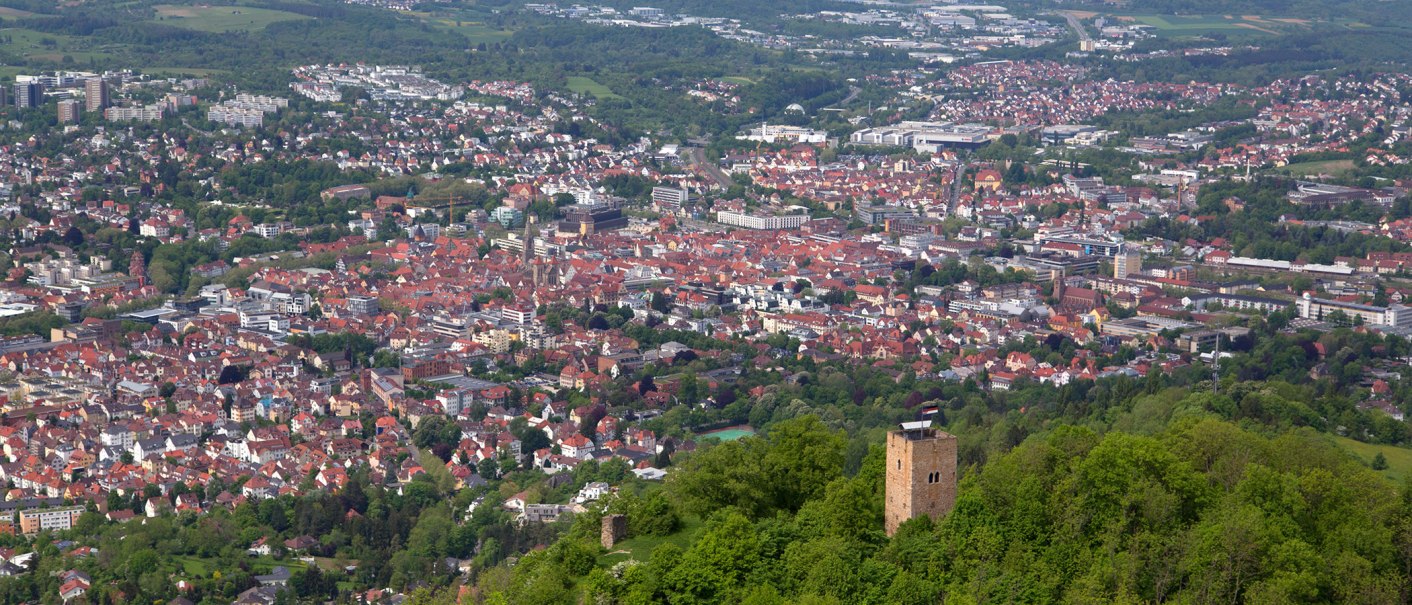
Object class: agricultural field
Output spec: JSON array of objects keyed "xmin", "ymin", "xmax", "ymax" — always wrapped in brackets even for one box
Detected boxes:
[
  {"xmin": 152, "ymin": 4, "xmax": 312, "ymax": 32},
  {"xmin": 566, "ymin": 76, "xmax": 622, "ymax": 100}
]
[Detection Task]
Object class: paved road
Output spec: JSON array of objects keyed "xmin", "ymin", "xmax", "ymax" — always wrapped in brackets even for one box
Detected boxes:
[
  {"xmin": 1060, "ymin": 11, "xmax": 1092, "ymax": 43},
  {"xmin": 181, "ymin": 118, "xmax": 214, "ymax": 137},
  {"xmin": 949, "ymin": 162, "xmax": 971, "ymax": 216},
  {"xmin": 839, "ymin": 85, "xmax": 862, "ymax": 106}
]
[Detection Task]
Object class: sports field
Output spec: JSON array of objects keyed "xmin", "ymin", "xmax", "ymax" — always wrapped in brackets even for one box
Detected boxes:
[{"xmin": 1280, "ymin": 159, "xmax": 1356, "ymax": 177}]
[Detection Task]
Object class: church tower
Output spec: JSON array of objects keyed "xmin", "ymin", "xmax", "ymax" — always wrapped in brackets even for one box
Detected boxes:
[
  {"xmin": 129, "ymin": 251, "xmax": 147, "ymax": 288},
  {"xmin": 885, "ymin": 421, "xmax": 957, "ymax": 536},
  {"xmin": 522, "ymin": 215, "xmax": 537, "ymax": 265}
]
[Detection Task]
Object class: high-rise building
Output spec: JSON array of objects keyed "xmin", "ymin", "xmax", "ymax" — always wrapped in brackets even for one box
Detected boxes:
[
  {"xmin": 85, "ymin": 78, "xmax": 109, "ymax": 112},
  {"xmin": 651, "ymin": 186, "xmax": 690, "ymax": 211},
  {"xmin": 1114, "ymin": 246, "xmax": 1142, "ymax": 280},
  {"xmin": 57, "ymin": 99, "xmax": 81, "ymax": 123},
  {"xmin": 14, "ymin": 81, "xmax": 43, "ymax": 109},
  {"xmin": 885, "ymin": 421, "xmax": 957, "ymax": 536}
]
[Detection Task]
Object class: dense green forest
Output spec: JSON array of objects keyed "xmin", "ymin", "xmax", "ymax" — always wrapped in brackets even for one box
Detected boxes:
[{"xmin": 476, "ymin": 403, "xmax": 1412, "ymax": 604}]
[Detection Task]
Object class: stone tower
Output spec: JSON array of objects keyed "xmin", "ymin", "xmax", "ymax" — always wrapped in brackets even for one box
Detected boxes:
[
  {"xmin": 885, "ymin": 422, "xmax": 957, "ymax": 536},
  {"xmin": 601, "ymin": 514, "xmax": 627, "ymax": 549}
]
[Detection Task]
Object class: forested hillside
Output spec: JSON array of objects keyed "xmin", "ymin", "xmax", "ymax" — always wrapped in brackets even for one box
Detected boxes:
[{"xmin": 478, "ymin": 406, "xmax": 1412, "ymax": 604}]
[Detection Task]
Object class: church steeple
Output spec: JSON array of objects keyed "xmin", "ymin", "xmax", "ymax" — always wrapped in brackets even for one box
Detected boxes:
[{"xmin": 522, "ymin": 215, "xmax": 536, "ymax": 265}]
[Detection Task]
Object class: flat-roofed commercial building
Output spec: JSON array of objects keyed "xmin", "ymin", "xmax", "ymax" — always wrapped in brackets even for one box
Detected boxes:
[
  {"xmin": 850, "ymin": 121, "xmax": 991, "ymax": 152},
  {"xmin": 716, "ymin": 210, "xmax": 808, "ymax": 230},
  {"xmin": 1297, "ymin": 293, "xmax": 1412, "ymax": 329}
]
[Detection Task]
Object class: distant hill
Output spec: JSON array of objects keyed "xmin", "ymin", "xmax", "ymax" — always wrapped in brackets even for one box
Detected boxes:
[{"xmin": 1062, "ymin": 0, "xmax": 1412, "ymax": 24}]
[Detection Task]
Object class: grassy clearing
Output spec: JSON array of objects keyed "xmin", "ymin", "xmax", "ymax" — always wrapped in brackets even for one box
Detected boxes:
[
  {"xmin": 1115, "ymin": 13, "xmax": 1362, "ymax": 37},
  {"xmin": 566, "ymin": 76, "xmax": 623, "ymax": 100},
  {"xmin": 598, "ymin": 516, "xmax": 704, "ymax": 567},
  {"xmin": 172, "ymin": 554, "xmax": 305, "ymax": 579},
  {"xmin": 1332, "ymin": 435, "xmax": 1412, "ymax": 482},
  {"xmin": 1279, "ymin": 159, "xmax": 1356, "ymax": 176},
  {"xmin": 1132, "ymin": 14, "xmax": 1270, "ymax": 33},
  {"xmin": 1113, "ymin": 13, "xmax": 1315, "ymax": 37},
  {"xmin": 434, "ymin": 19, "xmax": 515, "ymax": 44},
  {"xmin": 0, "ymin": 28, "xmax": 118, "ymax": 64},
  {"xmin": 153, "ymin": 4, "xmax": 311, "ymax": 32},
  {"xmin": 1131, "ymin": 15, "xmax": 1242, "ymax": 30},
  {"xmin": 720, "ymin": 76, "xmax": 756, "ymax": 85}
]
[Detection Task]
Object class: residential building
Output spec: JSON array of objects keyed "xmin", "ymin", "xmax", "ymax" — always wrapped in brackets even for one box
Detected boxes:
[
  {"xmin": 85, "ymin": 78, "xmax": 108, "ymax": 112},
  {"xmin": 57, "ymin": 99, "xmax": 81, "ymax": 124},
  {"xmin": 716, "ymin": 210, "xmax": 808, "ymax": 230},
  {"xmin": 104, "ymin": 105, "xmax": 164, "ymax": 122},
  {"xmin": 1114, "ymin": 247, "xmax": 1141, "ymax": 279},
  {"xmin": 18, "ymin": 506, "xmax": 84, "ymax": 535},
  {"xmin": 14, "ymin": 81, "xmax": 43, "ymax": 109}
]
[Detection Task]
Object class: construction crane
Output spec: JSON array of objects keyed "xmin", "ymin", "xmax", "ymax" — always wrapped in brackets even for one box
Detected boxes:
[{"xmin": 404, "ymin": 195, "xmax": 462, "ymax": 224}]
